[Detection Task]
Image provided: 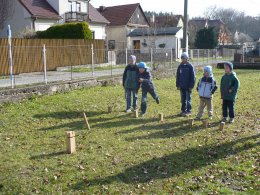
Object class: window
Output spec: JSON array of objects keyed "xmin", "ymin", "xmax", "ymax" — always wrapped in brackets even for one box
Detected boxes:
[
  {"xmin": 76, "ymin": 2, "xmax": 81, "ymax": 12},
  {"xmin": 92, "ymin": 31, "xmax": 95, "ymax": 39},
  {"xmin": 68, "ymin": 1, "xmax": 77, "ymax": 12},
  {"xmin": 108, "ymin": 40, "xmax": 115, "ymax": 49}
]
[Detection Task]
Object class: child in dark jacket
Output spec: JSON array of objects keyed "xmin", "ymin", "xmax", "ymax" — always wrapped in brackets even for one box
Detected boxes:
[
  {"xmin": 220, "ymin": 62, "xmax": 240, "ymax": 123},
  {"xmin": 138, "ymin": 62, "xmax": 159, "ymax": 116},
  {"xmin": 123, "ymin": 55, "xmax": 139, "ymax": 113},
  {"xmin": 195, "ymin": 66, "xmax": 217, "ymax": 120},
  {"xmin": 176, "ymin": 52, "xmax": 196, "ymax": 116}
]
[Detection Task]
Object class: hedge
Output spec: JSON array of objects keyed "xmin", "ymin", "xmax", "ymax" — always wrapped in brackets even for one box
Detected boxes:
[
  {"xmin": 217, "ymin": 62, "xmax": 260, "ymax": 70},
  {"xmin": 37, "ymin": 22, "xmax": 92, "ymax": 39}
]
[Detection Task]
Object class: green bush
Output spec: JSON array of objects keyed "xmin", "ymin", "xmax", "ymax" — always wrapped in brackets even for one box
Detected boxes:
[
  {"xmin": 195, "ymin": 27, "xmax": 218, "ymax": 49},
  {"xmin": 37, "ymin": 22, "xmax": 92, "ymax": 39}
]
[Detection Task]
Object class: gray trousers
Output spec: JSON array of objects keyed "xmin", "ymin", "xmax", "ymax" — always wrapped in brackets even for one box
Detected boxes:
[{"xmin": 196, "ymin": 97, "xmax": 213, "ymax": 118}]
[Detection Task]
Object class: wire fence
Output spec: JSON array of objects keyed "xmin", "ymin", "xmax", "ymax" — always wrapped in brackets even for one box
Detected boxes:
[{"xmin": 0, "ymin": 43, "xmax": 237, "ymax": 89}]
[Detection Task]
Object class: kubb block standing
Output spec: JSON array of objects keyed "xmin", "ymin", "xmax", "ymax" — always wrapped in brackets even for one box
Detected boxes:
[{"xmin": 66, "ymin": 131, "xmax": 76, "ymax": 154}]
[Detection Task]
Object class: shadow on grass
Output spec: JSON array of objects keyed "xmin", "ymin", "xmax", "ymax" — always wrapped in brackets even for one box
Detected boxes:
[
  {"xmin": 34, "ymin": 111, "xmax": 106, "ymax": 120},
  {"xmin": 35, "ymin": 111, "xmax": 140, "ymax": 131},
  {"xmin": 30, "ymin": 151, "xmax": 66, "ymax": 160},
  {"xmin": 120, "ymin": 120, "xmax": 220, "ymax": 141},
  {"xmin": 72, "ymin": 134, "xmax": 259, "ymax": 189}
]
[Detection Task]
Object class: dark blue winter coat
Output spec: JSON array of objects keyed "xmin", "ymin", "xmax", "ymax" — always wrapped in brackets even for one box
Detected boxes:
[
  {"xmin": 138, "ymin": 69, "xmax": 155, "ymax": 92},
  {"xmin": 176, "ymin": 62, "xmax": 196, "ymax": 90},
  {"xmin": 123, "ymin": 64, "xmax": 139, "ymax": 90}
]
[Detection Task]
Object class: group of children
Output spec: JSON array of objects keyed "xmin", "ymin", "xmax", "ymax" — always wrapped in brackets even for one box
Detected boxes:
[{"xmin": 123, "ymin": 53, "xmax": 240, "ymax": 123}]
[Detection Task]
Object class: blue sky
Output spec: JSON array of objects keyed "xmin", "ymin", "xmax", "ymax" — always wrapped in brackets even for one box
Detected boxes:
[{"xmin": 91, "ymin": 0, "xmax": 259, "ymax": 17}]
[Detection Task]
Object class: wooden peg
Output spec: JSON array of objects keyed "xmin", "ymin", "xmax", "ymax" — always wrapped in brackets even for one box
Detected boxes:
[
  {"xmin": 219, "ymin": 122, "xmax": 225, "ymax": 130},
  {"xmin": 83, "ymin": 112, "xmax": 91, "ymax": 130},
  {"xmin": 189, "ymin": 119, "xmax": 194, "ymax": 127},
  {"xmin": 159, "ymin": 113, "xmax": 164, "ymax": 122},
  {"xmin": 108, "ymin": 106, "xmax": 113, "ymax": 113},
  {"xmin": 203, "ymin": 120, "xmax": 208, "ymax": 128},
  {"xmin": 134, "ymin": 110, "xmax": 139, "ymax": 118},
  {"xmin": 66, "ymin": 131, "xmax": 76, "ymax": 154}
]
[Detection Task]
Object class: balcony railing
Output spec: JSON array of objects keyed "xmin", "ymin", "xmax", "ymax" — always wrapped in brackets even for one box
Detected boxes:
[{"xmin": 65, "ymin": 12, "xmax": 88, "ymax": 22}]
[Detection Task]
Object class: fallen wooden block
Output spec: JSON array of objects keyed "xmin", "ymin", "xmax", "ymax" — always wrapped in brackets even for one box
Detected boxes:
[
  {"xmin": 83, "ymin": 112, "xmax": 91, "ymax": 130},
  {"xmin": 189, "ymin": 119, "xmax": 194, "ymax": 127},
  {"xmin": 66, "ymin": 131, "xmax": 76, "ymax": 154},
  {"xmin": 159, "ymin": 113, "xmax": 164, "ymax": 122},
  {"xmin": 108, "ymin": 106, "xmax": 113, "ymax": 113},
  {"xmin": 203, "ymin": 120, "xmax": 208, "ymax": 128},
  {"xmin": 219, "ymin": 122, "xmax": 225, "ymax": 130},
  {"xmin": 134, "ymin": 110, "xmax": 139, "ymax": 118}
]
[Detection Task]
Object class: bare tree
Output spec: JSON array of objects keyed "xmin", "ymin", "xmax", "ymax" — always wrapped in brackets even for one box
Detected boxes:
[{"xmin": 0, "ymin": 0, "xmax": 14, "ymax": 30}]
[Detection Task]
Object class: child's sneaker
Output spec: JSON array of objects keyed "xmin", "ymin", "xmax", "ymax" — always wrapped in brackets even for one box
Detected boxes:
[
  {"xmin": 126, "ymin": 109, "xmax": 132, "ymax": 113},
  {"xmin": 229, "ymin": 118, "xmax": 234, "ymax": 123},
  {"xmin": 156, "ymin": 97, "xmax": 160, "ymax": 104},
  {"xmin": 141, "ymin": 112, "xmax": 146, "ymax": 117},
  {"xmin": 221, "ymin": 117, "xmax": 228, "ymax": 122},
  {"xmin": 185, "ymin": 112, "xmax": 192, "ymax": 117}
]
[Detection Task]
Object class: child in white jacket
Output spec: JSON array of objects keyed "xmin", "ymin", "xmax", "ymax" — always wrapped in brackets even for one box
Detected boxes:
[{"xmin": 195, "ymin": 66, "xmax": 217, "ymax": 120}]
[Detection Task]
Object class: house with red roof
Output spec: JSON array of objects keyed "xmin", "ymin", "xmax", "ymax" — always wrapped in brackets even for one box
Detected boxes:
[
  {"xmin": 97, "ymin": 3, "xmax": 150, "ymax": 50},
  {"xmin": 0, "ymin": 0, "xmax": 109, "ymax": 39}
]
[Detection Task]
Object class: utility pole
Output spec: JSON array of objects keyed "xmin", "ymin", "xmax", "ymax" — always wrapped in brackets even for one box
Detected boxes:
[{"xmin": 183, "ymin": 0, "xmax": 188, "ymax": 52}]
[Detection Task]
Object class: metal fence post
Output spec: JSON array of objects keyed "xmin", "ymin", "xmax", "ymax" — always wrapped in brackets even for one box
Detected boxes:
[
  {"xmin": 42, "ymin": 44, "xmax": 48, "ymax": 84},
  {"xmin": 7, "ymin": 25, "xmax": 14, "ymax": 88},
  {"xmin": 197, "ymin": 49, "xmax": 199, "ymax": 66},
  {"xmin": 150, "ymin": 48, "xmax": 153, "ymax": 68},
  {"xmin": 170, "ymin": 48, "xmax": 173, "ymax": 69},
  {"xmin": 125, "ymin": 48, "xmax": 128, "ymax": 66},
  {"xmin": 111, "ymin": 50, "xmax": 113, "ymax": 77},
  {"xmin": 91, "ymin": 44, "xmax": 94, "ymax": 76}
]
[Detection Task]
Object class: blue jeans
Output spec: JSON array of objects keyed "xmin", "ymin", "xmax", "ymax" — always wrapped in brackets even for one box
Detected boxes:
[
  {"xmin": 180, "ymin": 89, "xmax": 192, "ymax": 113},
  {"xmin": 222, "ymin": 100, "xmax": 235, "ymax": 118},
  {"xmin": 141, "ymin": 89, "xmax": 158, "ymax": 114},
  {"xmin": 125, "ymin": 88, "xmax": 138, "ymax": 110}
]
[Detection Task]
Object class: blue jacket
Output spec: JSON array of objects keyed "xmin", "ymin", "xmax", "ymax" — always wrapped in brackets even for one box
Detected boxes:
[
  {"xmin": 176, "ymin": 62, "xmax": 196, "ymax": 90},
  {"xmin": 138, "ymin": 69, "xmax": 155, "ymax": 92},
  {"xmin": 123, "ymin": 64, "xmax": 139, "ymax": 90},
  {"xmin": 197, "ymin": 76, "xmax": 217, "ymax": 99}
]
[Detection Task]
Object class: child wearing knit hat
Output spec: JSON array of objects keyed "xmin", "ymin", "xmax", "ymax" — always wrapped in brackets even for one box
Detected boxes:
[
  {"xmin": 195, "ymin": 65, "xmax": 217, "ymax": 120},
  {"xmin": 220, "ymin": 62, "xmax": 240, "ymax": 123},
  {"xmin": 176, "ymin": 52, "xmax": 196, "ymax": 116},
  {"xmin": 123, "ymin": 55, "xmax": 139, "ymax": 113}
]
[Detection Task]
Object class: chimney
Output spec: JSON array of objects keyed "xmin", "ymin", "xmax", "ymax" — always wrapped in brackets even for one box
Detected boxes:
[{"xmin": 99, "ymin": 6, "xmax": 106, "ymax": 12}]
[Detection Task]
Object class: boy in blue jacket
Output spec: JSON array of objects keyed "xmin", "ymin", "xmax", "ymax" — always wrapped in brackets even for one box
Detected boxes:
[
  {"xmin": 138, "ymin": 62, "xmax": 159, "ymax": 116},
  {"xmin": 123, "ymin": 55, "xmax": 139, "ymax": 113},
  {"xmin": 176, "ymin": 52, "xmax": 196, "ymax": 117},
  {"xmin": 195, "ymin": 66, "xmax": 217, "ymax": 120}
]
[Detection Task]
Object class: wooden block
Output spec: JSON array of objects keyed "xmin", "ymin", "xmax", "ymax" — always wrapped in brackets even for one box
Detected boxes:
[
  {"xmin": 219, "ymin": 122, "xmax": 225, "ymax": 130},
  {"xmin": 108, "ymin": 106, "xmax": 113, "ymax": 113},
  {"xmin": 66, "ymin": 131, "xmax": 76, "ymax": 154},
  {"xmin": 159, "ymin": 113, "xmax": 164, "ymax": 122},
  {"xmin": 203, "ymin": 120, "xmax": 208, "ymax": 128},
  {"xmin": 189, "ymin": 119, "xmax": 194, "ymax": 127},
  {"xmin": 134, "ymin": 110, "xmax": 139, "ymax": 118},
  {"xmin": 83, "ymin": 112, "xmax": 91, "ymax": 130}
]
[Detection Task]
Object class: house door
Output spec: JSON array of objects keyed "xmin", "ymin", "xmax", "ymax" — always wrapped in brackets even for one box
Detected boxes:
[{"xmin": 133, "ymin": 40, "xmax": 141, "ymax": 51}]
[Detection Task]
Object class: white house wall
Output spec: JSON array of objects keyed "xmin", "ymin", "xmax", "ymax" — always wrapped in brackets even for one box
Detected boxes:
[
  {"xmin": 89, "ymin": 24, "xmax": 106, "ymax": 40},
  {"xmin": 0, "ymin": 1, "xmax": 33, "ymax": 38},
  {"xmin": 34, "ymin": 20, "xmax": 59, "ymax": 31}
]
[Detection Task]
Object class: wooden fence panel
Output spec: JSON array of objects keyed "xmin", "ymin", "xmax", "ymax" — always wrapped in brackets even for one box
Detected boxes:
[{"xmin": 0, "ymin": 39, "xmax": 105, "ymax": 75}]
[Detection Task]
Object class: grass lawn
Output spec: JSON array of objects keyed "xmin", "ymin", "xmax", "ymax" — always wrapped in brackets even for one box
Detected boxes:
[{"xmin": 0, "ymin": 69, "xmax": 259, "ymax": 194}]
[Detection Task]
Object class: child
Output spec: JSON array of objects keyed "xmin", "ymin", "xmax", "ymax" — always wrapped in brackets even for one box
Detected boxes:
[
  {"xmin": 220, "ymin": 62, "xmax": 240, "ymax": 123},
  {"xmin": 195, "ymin": 66, "xmax": 217, "ymax": 120},
  {"xmin": 138, "ymin": 62, "xmax": 159, "ymax": 116},
  {"xmin": 176, "ymin": 52, "xmax": 196, "ymax": 116},
  {"xmin": 123, "ymin": 55, "xmax": 139, "ymax": 113}
]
